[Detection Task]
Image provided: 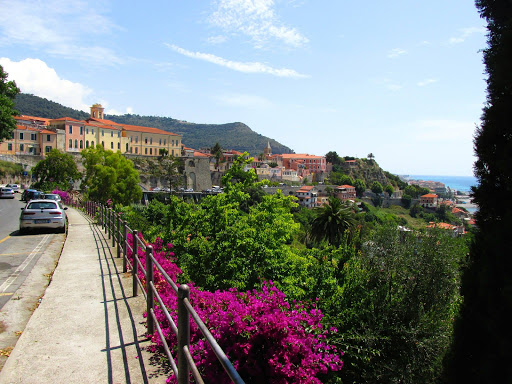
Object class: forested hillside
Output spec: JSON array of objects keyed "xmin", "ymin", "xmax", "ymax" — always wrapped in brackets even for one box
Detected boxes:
[{"xmin": 14, "ymin": 93, "xmax": 294, "ymax": 155}]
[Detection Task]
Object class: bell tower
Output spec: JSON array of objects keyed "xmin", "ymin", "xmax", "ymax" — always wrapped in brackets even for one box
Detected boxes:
[
  {"xmin": 90, "ymin": 104, "xmax": 104, "ymax": 119},
  {"xmin": 264, "ymin": 141, "xmax": 272, "ymax": 157}
]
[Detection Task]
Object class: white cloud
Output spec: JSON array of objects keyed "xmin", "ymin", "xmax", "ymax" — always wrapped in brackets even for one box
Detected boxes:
[
  {"xmin": 0, "ymin": 57, "xmax": 92, "ymax": 111},
  {"xmin": 448, "ymin": 27, "xmax": 486, "ymax": 45},
  {"xmin": 216, "ymin": 93, "xmax": 272, "ymax": 109},
  {"xmin": 0, "ymin": 0, "xmax": 122, "ymax": 65},
  {"xmin": 417, "ymin": 78, "xmax": 438, "ymax": 87},
  {"xmin": 208, "ymin": 0, "xmax": 308, "ymax": 48},
  {"xmin": 166, "ymin": 44, "xmax": 309, "ymax": 78},
  {"xmin": 387, "ymin": 48, "xmax": 407, "ymax": 58},
  {"xmin": 107, "ymin": 106, "xmax": 135, "ymax": 115},
  {"xmin": 207, "ymin": 35, "xmax": 228, "ymax": 44}
]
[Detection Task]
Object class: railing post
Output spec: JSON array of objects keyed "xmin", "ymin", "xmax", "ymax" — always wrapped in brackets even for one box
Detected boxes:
[
  {"xmin": 146, "ymin": 245, "xmax": 154, "ymax": 335},
  {"xmin": 112, "ymin": 210, "xmax": 116, "ymax": 247},
  {"xmin": 178, "ymin": 284, "xmax": 190, "ymax": 384},
  {"xmin": 123, "ymin": 221, "xmax": 128, "ymax": 273},
  {"xmin": 116, "ymin": 214, "xmax": 121, "ymax": 258},
  {"xmin": 108, "ymin": 209, "xmax": 112, "ymax": 240},
  {"xmin": 132, "ymin": 230, "xmax": 138, "ymax": 297}
]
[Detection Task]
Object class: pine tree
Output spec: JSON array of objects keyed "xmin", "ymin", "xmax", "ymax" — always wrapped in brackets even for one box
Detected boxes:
[{"xmin": 444, "ymin": 1, "xmax": 512, "ymax": 382}]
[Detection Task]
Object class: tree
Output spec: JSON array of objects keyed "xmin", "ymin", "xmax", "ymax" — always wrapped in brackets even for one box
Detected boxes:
[
  {"xmin": 0, "ymin": 65, "xmax": 20, "ymax": 142},
  {"xmin": 81, "ymin": 145, "xmax": 142, "ymax": 205},
  {"xmin": 371, "ymin": 181, "xmax": 383, "ymax": 194},
  {"xmin": 210, "ymin": 142, "xmax": 222, "ymax": 169},
  {"xmin": 310, "ymin": 196, "xmax": 356, "ymax": 247},
  {"xmin": 155, "ymin": 154, "xmax": 184, "ymax": 191},
  {"xmin": 158, "ymin": 148, "xmax": 169, "ymax": 158},
  {"xmin": 32, "ymin": 149, "xmax": 81, "ymax": 191},
  {"xmin": 384, "ymin": 184, "xmax": 394, "ymax": 197},
  {"xmin": 367, "ymin": 153, "xmax": 375, "ymax": 162},
  {"xmin": 444, "ymin": 2, "xmax": 512, "ymax": 382},
  {"xmin": 354, "ymin": 178, "xmax": 366, "ymax": 197},
  {"xmin": 325, "ymin": 151, "xmax": 341, "ymax": 165}
]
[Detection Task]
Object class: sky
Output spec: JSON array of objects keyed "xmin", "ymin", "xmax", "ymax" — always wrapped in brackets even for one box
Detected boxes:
[{"xmin": 0, "ymin": 0, "xmax": 488, "ymax": 176}]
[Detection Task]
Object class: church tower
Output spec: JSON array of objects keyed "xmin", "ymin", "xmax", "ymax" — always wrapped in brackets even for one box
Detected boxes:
[
  {"xmin": 264, "ymin": 141, "xmax": 272, "ymax": 157},
  {"xmin": 90, "ymin": 104, "xmax": 105, "ymax": 120}
]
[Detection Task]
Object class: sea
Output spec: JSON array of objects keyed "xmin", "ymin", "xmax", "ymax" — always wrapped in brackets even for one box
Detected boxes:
[{"xmin": 407, "ymin": 175, "xmax": 478, "ymax": 193}]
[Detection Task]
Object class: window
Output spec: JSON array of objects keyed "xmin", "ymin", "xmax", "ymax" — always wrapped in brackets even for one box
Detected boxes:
[
  {"xmin": 31, "ymin": 133, "xmax": 36, "ymax": 140},
  {"xmin": 46, "ymin": 134, "xmax": 51, "ymax": 141},
  {"xmin": 145, "ymin": 148, "xmax": 148, "ymax": 155},
  {"xmin": 130, "ymin": 137, "xmax": 133, "ymax": 143},
  {"xmin": 80, "ymin": 140, "xmax": 83, "ymax": 149},
  {"xmin": 69, "ymin": 125, "xmax": 72, "ymax": 134},
  {"xmin": 102, "ymin": 130, "xmax": 104, "ymax": 137},
  {"xmin": 45, "ymin": 146, "xmax": 51, "ymax": 153},
  {"xmin": 172, "ymin": 140, "xmax": 174, "ymax": 146},
  {"xmin": 75, "ymin": 139, "xmax": 78, "ymax": 148},
  {"xmin": 19, "ymin": 132, "xmax": 24, "ymax": 140},
  {"xmin": 86, "ymin": 141, "xmax": 89, "ymax": 148},
  {"xmin": 11, "ymin": 132, "xmax": 14, "ymax": 139},
  {"xmin": 80, "ymin": 126, "xmax": 83, "ymax": 135},
  {"xmin": 118, "ymin": 132, "xmax": 120, "ymax": 138},
  {"xmin": 110, "ymin": 142, "xmax": 114, "ymax": 149},
  {"xmin": 145, "ymin": 137, "xmax": 148, "ymax": 144},
  {"xmin": 135, "ymin": 136, "xmax": 138, "ymax": 143},
  {"xmin": 111, "ymin": 131, "xmax": 113, "ymax": 137},
  {"xmin": 150, "ymin": 148, "xmax": 152, "ymax": 155},
  {"xmin": 86, "ymin": 128, "xmax": 89, "ymax": 134},
  {"xmin": 135, "ymin": 147, "xmax": 138, "ymax": 154},
  {"xmin": 150, "ymin": 138, "xmax": 153, "ymax": 145},
  {"xmin": 126, "ymin": 143, "xmax": 129, "ymax": 151},
  {"xmin": 69, "ymin": 139, "xmax": 72, "ymax": 148},
  {"xmin": 92, "ymin": 128, "xmax": 94, "ymax": 134},
  {"xmin": 20, "ymin": 144, "xmax": 24, "ymax": 151},
  {"xmin": 164, "ymin": 139, "xmax": 166, "ymax": 146},
  {"xmin": 159, "ymin": 139, "xmax": 162, "ymax": 145},
  {"xmin": 117, "ymin": 142, "xmax": 120, "ymax": 150},
  {"xmin": 8, "ymin": 143, "xmax": 12, "ymax": 151},
  {"xmin": 91, "ymin": 141, "xmax": 95, "ymax": 147},
  {"xmin": 101, "ymin": 141, "xmax": 105, "ymax": 148}
]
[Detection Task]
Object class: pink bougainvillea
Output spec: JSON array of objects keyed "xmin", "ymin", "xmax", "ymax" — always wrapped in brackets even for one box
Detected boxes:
[
  {"xmin": 126, "ymin": 233, "xmax": 342, "ymax": 383},
  {"xmin": 52, "ymin": 189, "xmax": 70, "ymax": 204}
]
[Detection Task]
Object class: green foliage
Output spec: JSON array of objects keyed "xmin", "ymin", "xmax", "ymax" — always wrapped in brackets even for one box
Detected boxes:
[
  {"xmin": 310, "ymin": 197, "xmax": 357, "ymax": 247},
  {"xmin": 404, "ymin": 184, "xmax": 430, "ymax": 198},
  {"xmin": 354, "ymin": 178, "xmax": 366, "ymax": 197},
  {"xmin": 31, "ymin": 149, "xmax": 81, "ymax": 191},
  {"xmin": 329, "ymin": 225, "xmax": 467, "ymax": 384},
  {"xmin": 0, "ymin": 65, "xmax": 20, "ymax": 142},
  {"xmin": 445, "ymin": 3, "xmax": 512, "ymax": 381},
  {"xmin": 81, "ymin": 145, "xmax": 142, "ymax": 205},
  {"xmin": 384, "ymin": 184, "xmax": 394, "ymax": 196},
  {"xmin": 330, "ymin": 172, "xmax": 355, "ymax": 187},
  {"xmin": 0, "ymin": 160, "xmax": 23, "ymax": 178},
  {"xmin": 371, "ymin": 181, "xmax": 383, "ymax": 194},
  {"xmin": 152, "ymin": 154, "xmax": 184, "ymax": 190},
  {"xmin": 401, "ymin": 194, "xmax": 412, "ymax": 208},
  {"xmin": 326, "ymin": 151, "xmax": 342, "ymax": 165}
]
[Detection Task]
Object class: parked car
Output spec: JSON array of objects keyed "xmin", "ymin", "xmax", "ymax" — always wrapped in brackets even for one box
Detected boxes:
[
  {"xmin": 21, "ymin": 189, "xmax": 43, "ymax": 202},
  {"xmin": 19, "ymin": 199, "xmax": 68, "ymax": 233},
  {"xmin": 42, "ymin": 193, "xmax": 62, "ymax": 202},
  {"xmin": 6, "ymin": 184, "xmax": 20, "ymax": 193},
  {"xmin": 0, "ymin": 187, "xmax": 15, "ymax": 199}
]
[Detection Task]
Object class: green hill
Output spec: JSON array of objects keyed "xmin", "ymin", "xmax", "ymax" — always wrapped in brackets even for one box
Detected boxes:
[{"xmin": 14, "ymin": 93, "xmax": 294, "ymax": 155}]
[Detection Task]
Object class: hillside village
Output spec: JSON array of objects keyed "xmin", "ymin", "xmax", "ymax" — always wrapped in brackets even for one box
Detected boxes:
[{"xmin": 0, "ymin": 103, "xmax": 476, "ymax": 235}]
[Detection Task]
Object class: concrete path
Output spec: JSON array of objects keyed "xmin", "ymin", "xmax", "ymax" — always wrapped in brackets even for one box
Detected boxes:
[{"xmin": 0, "ymin": 208, "xmax": 168, "ymax": 384}]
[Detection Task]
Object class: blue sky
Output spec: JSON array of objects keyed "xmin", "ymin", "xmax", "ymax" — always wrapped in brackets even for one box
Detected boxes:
[{"xmin": 0, "ymin": 0, "xmax": 487, "ymax": 176}]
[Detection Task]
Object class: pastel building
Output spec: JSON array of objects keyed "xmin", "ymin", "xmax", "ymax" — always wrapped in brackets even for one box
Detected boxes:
[{"xmin": 420, "ymin": 193, "xmax": 438, "ymax": 208}]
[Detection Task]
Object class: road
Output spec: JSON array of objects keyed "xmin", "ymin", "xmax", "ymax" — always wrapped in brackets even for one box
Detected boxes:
[{"xmin": 0, "ymin": 193, "xmax": 65, "ymax": 310}]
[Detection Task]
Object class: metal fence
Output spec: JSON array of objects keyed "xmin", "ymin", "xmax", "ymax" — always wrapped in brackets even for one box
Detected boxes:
[{"xmin": 69, "ymin": 198, "xmax": 245, "ymax": 384}]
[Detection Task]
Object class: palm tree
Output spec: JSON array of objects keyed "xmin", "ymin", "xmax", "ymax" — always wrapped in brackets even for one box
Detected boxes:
[{"xmin": 311, "ymin": 196, "xmax": 356, "ymax": 247}]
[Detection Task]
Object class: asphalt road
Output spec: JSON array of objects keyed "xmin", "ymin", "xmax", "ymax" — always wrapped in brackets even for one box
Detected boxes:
[{"xmin": 0, "ymin": 193, "xmax": 65, "ymax": 310}]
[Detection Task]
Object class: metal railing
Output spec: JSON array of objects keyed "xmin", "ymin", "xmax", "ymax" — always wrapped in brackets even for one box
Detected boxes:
[{"xmin": 68, "ymin": 198, "xmax": 245, "ymax": 384}]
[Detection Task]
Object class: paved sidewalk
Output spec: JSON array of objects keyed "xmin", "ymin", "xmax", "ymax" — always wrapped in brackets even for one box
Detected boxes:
[{"xmin": 0, "ymin": 208, "xmax": 167, "ymax": 384}]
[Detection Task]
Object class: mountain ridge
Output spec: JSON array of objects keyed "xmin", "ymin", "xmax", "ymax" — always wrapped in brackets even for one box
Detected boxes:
[{"xmin": 14, "ymin": 93, "xmax": 295, "ymax": 155}]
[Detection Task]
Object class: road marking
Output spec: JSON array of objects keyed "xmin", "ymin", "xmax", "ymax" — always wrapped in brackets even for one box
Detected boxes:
[
  {"xmin": 0, "ymin": 234, "xmax": 50, "ymax": 293},
  {"xmin": 0, "ymin": 253, "xmax": 29, "ymax": 256},
  {"xmin": 0, "ymin": 236, "xmax": 10, "ymax": 245},
  {"xmin": 0, "ymin": 293, "xmax": 13, "ymax": 296}
]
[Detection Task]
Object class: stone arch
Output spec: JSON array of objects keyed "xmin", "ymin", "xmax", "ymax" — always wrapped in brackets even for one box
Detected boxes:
[{"xmin": 188, "ymin": 160, "xmax": 195, "ymax": 167}]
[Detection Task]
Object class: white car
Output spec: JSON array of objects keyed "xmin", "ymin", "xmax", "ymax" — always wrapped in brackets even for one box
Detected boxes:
[
  {"xmin": 0, "ymin": 187, "xmax": 15, "ymax": 199},
  {"xmin": 6, "ymin": 184, "xmax": 20, "ymax": 193},
  {"xmin": 42, "ymin": 193, "xmax": 62, "ymax": 202},
  {"xmin": 19, "ymin": 199, "xmax": 68, "ymax": 233}
]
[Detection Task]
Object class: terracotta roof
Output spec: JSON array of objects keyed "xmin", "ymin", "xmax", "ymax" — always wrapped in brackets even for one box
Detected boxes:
[
  {"xmin": 281, "ymin": 154, "xmax": 324, "ymax": 159},
  {"xmin": 421, "ymin": 193, "xmax": 438, "ymax": 198},
  {"xmin": 452, "ymin": 207, "xmax": 465, "ymax": 214},
  {"xmin": 297, "ymin": 186, "xmax": 315, "ymax": 193},
  {"xmin": 40, "ymin": 129, "xmax": 56, "ymax": 134},
  {"xmin": 50, "ymin": 117, "xmax": 85, "ymax": 123},
  {"xmin": 468, "ymin": 219, "xmax": 476, "ymax": 225},
  {"xmin": 427, "ymin": 222, "xmax": 456, "ymax": 230},
  {"xmin": 121, "ymin": 124, "xmax": 180, "ymax": 136},
  {"xmin": 16, "ymin": 125, "xmax": 39, "ymax": 132},
  {"xmin": 15, "ymin": 115, "xmax": 51, "ymax": 124},
  {"xmin": 85, "ymin": 122, "xmax": 122, "ymax": 130},
  {"xmin": 87, "ymin": 118, "xmax": 123, "ymax": 126},
  {"xmin": 194, "ymin": 151, "xmax": 209, "ymax": 158},
  {"xmin": 345, "ymin": 160, "xmax": 357, "ymax": 163},
  {"xmin": 338, "ymin": 184, "xmax": 355, "ymax": 189}
]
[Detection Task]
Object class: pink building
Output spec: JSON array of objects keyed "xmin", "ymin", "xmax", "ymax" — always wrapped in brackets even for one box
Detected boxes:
[
  {"xmin": 335, "ymin": 185, "xmax": 356, "ymax": 200},
  {"xmin": 279, "ymin": 154, "xmax": 326, "ymax": 173}
]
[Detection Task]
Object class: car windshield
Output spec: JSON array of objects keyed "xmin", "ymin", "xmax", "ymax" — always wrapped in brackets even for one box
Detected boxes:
[
  {"xmin": 44, "ymin": 195, "xmax": 58, "ymax": 200},
  {"xmin": 27, "ymin": 202, "xmax": 58, "ymax": 210}
]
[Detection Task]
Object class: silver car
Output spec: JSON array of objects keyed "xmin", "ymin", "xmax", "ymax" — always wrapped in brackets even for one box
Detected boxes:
[
  {"xmin": 19, "ymin": 199, "xmax": 68, "ymax": 233},
  {"xmin": 42, "ymin": 193, "xmax": 62, "ymax": 202},
  {"xmin": 0, "ymin": 187, "xmax": 15, "ymax": 199}
]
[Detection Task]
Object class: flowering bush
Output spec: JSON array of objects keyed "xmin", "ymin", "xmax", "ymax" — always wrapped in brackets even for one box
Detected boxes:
[
  {"xmin": 52, "ymin": 189, "xmax": 71, "ymax": 204},
  {"xmin": 126, "ymin": 233, "xmax": 343, "ymax": 383}
]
